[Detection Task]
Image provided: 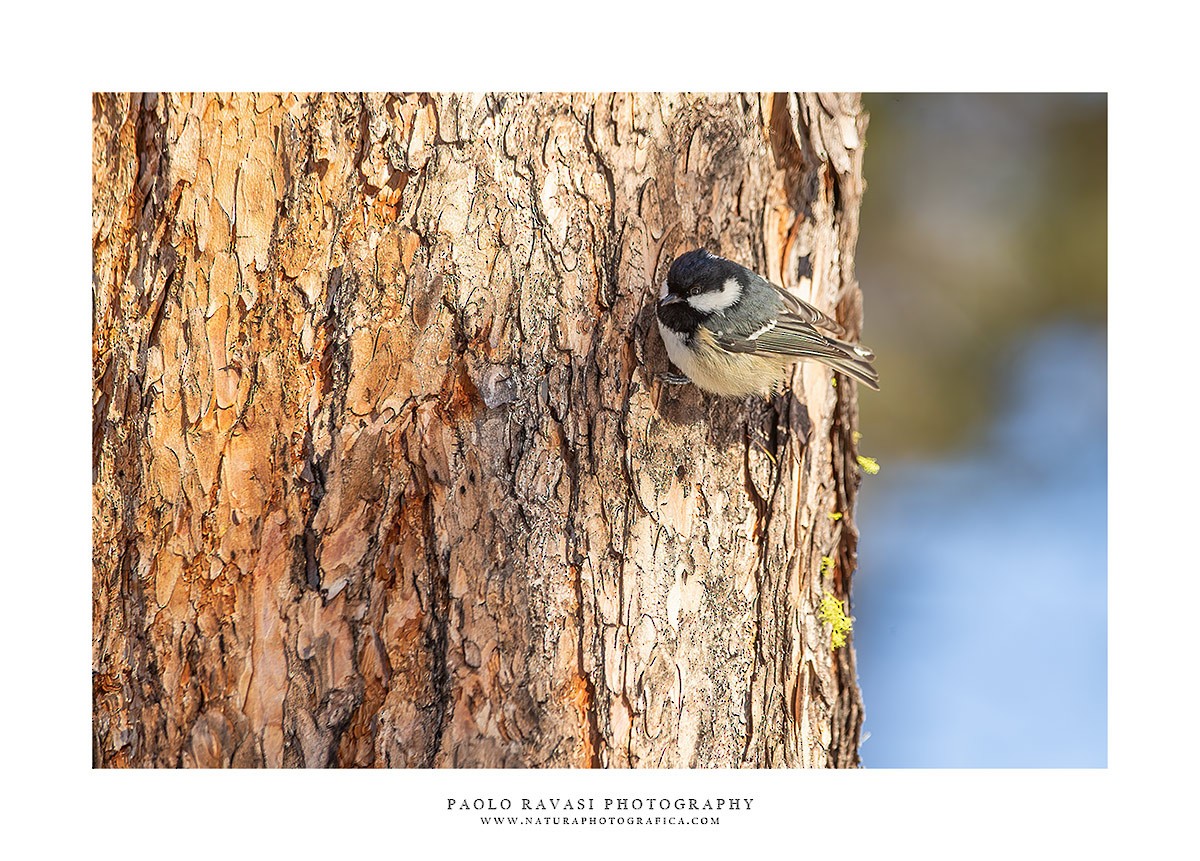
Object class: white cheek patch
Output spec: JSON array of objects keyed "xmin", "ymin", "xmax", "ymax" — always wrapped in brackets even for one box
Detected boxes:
[{"xmin": 687, "ymin": 277, "xmax": 743, "ymax": 313}]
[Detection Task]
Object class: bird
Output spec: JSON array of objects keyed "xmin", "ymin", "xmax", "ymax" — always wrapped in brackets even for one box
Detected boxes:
[{"xmin": 655, "ymin": 248, "xmax": 879, "ymax": 397}]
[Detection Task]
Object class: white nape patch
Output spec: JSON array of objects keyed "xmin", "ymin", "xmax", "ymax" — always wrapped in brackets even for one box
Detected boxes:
[
  {"xmin": 747, "ymin": 319, "xmax": 776, "ymax": 340},
  {"xmin": 687, "ymin": 277, "xmax": 742, "ymax": 313},
  {"xmin": 660, "ymin": 279, "xmax": 670, "ymax": 299}
]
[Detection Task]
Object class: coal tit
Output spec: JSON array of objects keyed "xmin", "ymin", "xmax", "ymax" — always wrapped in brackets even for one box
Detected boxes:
[{"xmin": 656, "ymin": 249, "xmax": 880, "ymax": 397}]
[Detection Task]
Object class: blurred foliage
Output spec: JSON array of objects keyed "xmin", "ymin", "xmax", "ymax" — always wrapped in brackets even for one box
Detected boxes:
[{"xmin": 856, "ymin": 94, "xmax": 1106, "ymax": 458}]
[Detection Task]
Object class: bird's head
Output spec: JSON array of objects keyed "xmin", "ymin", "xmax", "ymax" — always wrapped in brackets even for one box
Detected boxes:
[{"xmin": 659, "ymin": 249, "xmax": 746, "ymax": 316}]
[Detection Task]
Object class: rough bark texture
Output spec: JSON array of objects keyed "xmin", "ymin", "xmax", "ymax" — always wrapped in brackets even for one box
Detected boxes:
[{"xmin": 93, "ymin": 92, "xmax": 869, "ymax": 768}]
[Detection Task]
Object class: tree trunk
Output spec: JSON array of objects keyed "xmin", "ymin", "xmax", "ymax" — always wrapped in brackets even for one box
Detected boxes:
[{"xmin": 93, "ymin": 92, "xmax": 869, "ymax": 768}]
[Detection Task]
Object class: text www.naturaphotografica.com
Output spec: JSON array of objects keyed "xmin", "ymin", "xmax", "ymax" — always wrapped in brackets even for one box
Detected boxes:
[
  {"xmin": 478, "ymin": 815, "xmax": 721, "ymax": 826},
  {"xmin": 448, "ymin": 797, "xmax": 751, "ymax": 826}
]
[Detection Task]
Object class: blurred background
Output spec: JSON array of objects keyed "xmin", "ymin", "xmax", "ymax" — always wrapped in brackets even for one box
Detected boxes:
[{"xmin": 852, "ymin": 94, "xmax": 1106, "ymax": 767}]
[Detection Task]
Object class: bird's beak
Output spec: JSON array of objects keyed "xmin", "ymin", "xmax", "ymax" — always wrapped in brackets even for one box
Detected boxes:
[{"xmin": 658, "ymin": 293, "xmax": 684, "ymax": 307}]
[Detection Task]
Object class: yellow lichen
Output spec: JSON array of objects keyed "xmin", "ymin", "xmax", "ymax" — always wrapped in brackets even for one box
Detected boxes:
[
  {"xmin": 818, "ymin": 594, "xmax": 854, "ymax": 650},
  {"xmin": 856, "ymin": 455, "xmax": 880, "ymax": 475}
]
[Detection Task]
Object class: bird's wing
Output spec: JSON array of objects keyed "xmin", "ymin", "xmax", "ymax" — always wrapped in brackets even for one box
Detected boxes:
[
  {"xmin": 744, "ymin": 270, "xmax": 846, "ymax": 336},
  {"xmin": 713, "ymin": 308, "xmax": 880, "ymax": 391}
]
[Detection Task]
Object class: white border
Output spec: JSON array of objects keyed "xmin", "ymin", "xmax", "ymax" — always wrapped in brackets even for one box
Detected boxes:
[{"xmin": 6, "ymin": 1, "xmax": 1196, "ymax": 857}]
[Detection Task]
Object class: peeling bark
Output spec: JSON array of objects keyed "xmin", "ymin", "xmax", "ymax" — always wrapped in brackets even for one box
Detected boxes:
[{"xmin": 93, "ymin": 92, "xmax": 870, "ymax": 768}]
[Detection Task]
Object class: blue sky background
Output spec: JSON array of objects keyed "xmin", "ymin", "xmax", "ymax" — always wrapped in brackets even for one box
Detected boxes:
[
  {"xmin": 852, "ymin": 95, "xmax": 1106, "ymax": 767},
  {"xmin": 854, "ymin": 326, "xmax": 1106, "ymax": 766}
]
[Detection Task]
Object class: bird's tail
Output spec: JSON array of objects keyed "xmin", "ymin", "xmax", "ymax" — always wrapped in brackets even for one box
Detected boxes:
[{"xmin": 815, "ymin": 338, "xmax": 880, "ymax": 390}]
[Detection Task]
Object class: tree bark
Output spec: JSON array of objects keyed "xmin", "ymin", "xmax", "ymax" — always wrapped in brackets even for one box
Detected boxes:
[{"xmin": 93, "ymin": 92, "xmax": 869, "ymax": 768}]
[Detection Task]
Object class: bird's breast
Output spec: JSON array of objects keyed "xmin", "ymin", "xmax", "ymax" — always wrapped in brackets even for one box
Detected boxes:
[{"xmin": 657, "ymin": 321, "xmax": 790, "ymax": 397}]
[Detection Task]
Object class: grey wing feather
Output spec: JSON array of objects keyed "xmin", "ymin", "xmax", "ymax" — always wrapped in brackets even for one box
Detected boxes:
[
  {"xmin": 744, "ymin": 270, "xmax": 846, "ymax": 336},
  {"xmin": 753, "ymin": 320, "xmax": 876, "ymax": 362},
  {"xmin": 715, "ymin": 285, "xmax": 880, "ymax": 390}
]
